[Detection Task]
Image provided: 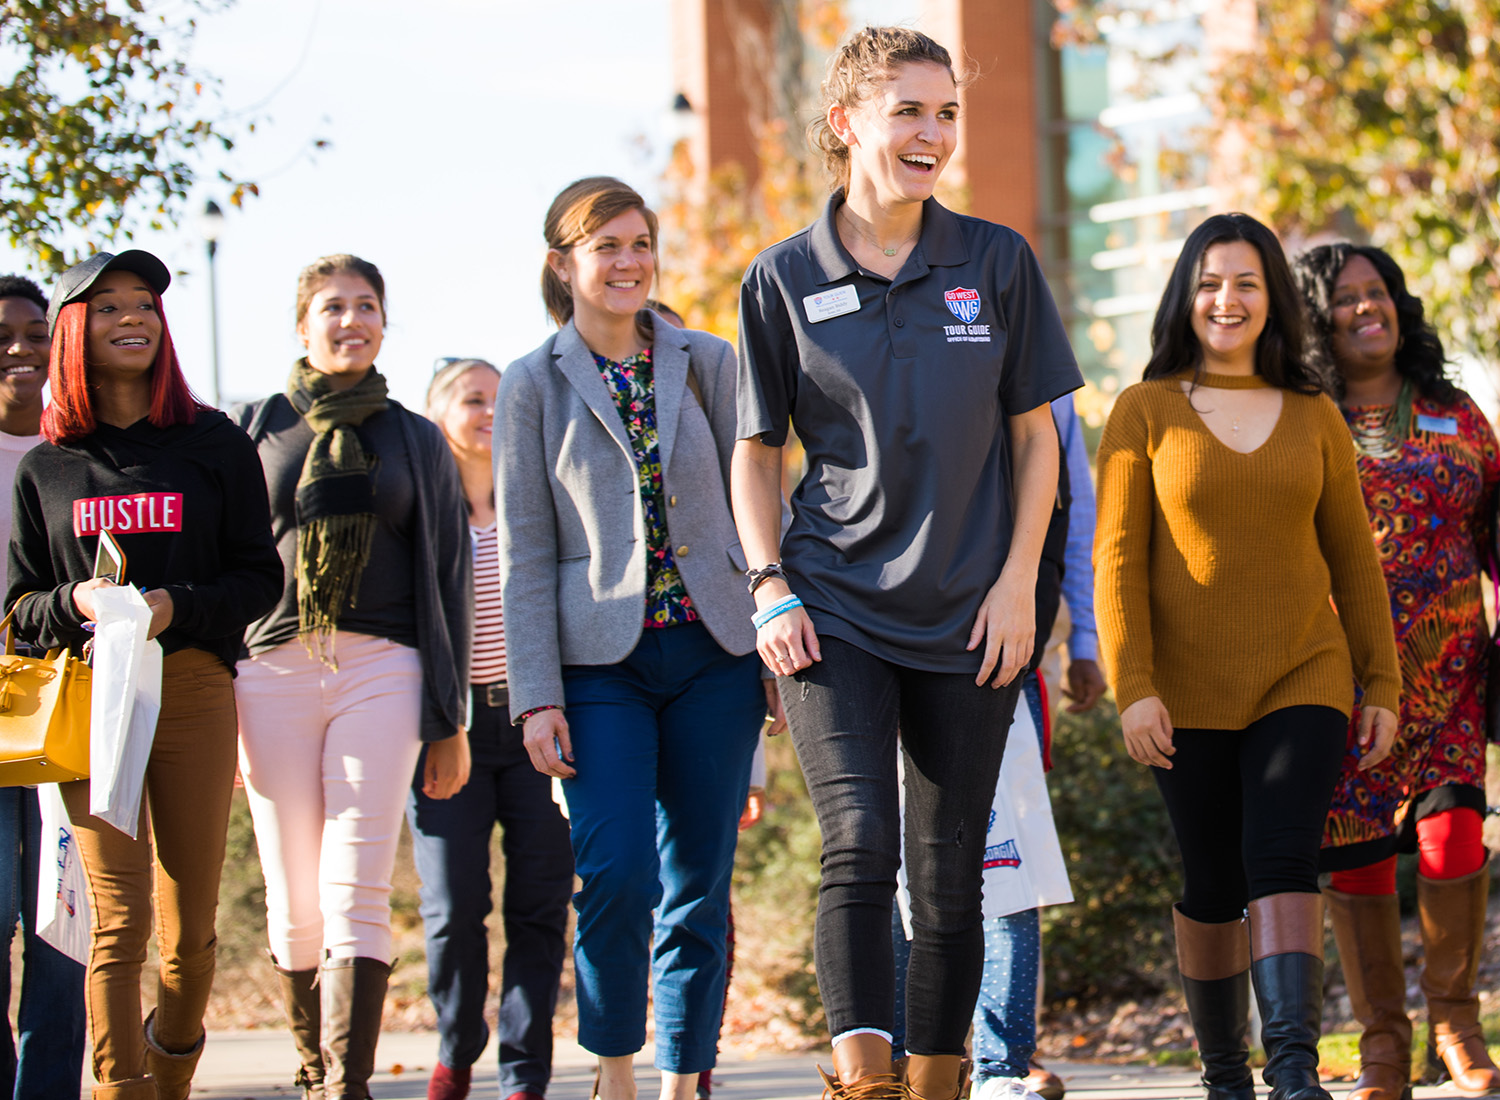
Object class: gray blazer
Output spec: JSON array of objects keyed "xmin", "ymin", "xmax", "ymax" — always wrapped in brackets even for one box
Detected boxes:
[{"xmin": 495, "ymin": 314, "xmax": 758, "ymax": 722}]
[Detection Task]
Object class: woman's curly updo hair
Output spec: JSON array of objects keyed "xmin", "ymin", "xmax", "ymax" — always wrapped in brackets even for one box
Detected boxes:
[
  {"xmin": 1291, "ymin": 242, "xmax": 1457, "ymax": 404},
  {"xmin": 809, "ymin": 26, "xmax": 967, "ymax": 191}
]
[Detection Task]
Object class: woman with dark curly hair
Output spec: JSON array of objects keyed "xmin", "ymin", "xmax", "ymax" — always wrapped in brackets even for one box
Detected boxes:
[
  {"xmin": 1294, "ymin": 243, "xmax": 1500, "ymax": 1100},
  {"xmin": 1096, "ymin": 214, "xmax": 1400, "ymax": 1100}
]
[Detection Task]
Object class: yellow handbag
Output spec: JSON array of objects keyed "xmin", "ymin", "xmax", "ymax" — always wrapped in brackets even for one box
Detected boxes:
[{"xmin": 0, "ymin": 597, "xmax": 91, "ymax": 785}]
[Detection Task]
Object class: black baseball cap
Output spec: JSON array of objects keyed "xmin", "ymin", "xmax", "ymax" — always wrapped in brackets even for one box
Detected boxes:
[{"xmin": 46, "ymin": 250, "xmax": 172, "ymax": 334}]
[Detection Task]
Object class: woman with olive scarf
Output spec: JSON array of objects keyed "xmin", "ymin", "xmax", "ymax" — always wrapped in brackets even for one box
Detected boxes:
[{"xmin": 233, "ymin": 254, "xmax": 472, "ymax": 1100}]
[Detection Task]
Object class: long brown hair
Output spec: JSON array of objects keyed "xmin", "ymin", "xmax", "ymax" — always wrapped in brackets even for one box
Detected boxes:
[{"xmin": 541, "ymin": 177, "xmax": 658, "ymax": 343}]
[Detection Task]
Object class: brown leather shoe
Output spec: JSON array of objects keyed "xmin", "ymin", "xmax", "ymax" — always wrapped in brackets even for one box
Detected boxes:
[
  {"xmin": 817, "ymin": 1065, "xmax": 906, "ymax": 1100},
  {"xmin": 1023, "ymin": 1058, "xmax": 1064, "ymax": 1100},
  {"xmin": 907, "ymin": 1054, "xmax": 970, "ymax": 1100},
  {"xmin": 1326, "ymin": 889, "xmax": 1412, "ymax": 1100},
  {"xmin": 1419, "ymin": 868, "xmax": 1500, "ymax": 1096},
  {"xmin": 819, "ymin": 1034, "xmax": 905, "ymax": 1100}
]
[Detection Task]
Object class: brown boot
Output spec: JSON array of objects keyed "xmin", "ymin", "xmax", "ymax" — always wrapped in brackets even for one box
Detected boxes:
[
  {"xmin": 817, "ymin": 1034, "xmax": 905, "ymax": 1100},
  {"xmin": 320, "ymin": 957, "xmax": 391, "ymax": 1100},
  {"xmin": 142, "ymin": 1009, "xmax": 204, "ymax": 1100},
  {"xmin": 1175, "ymin": 905, "xmax": 1255, "ymax": 1100},
  {"xmin": 274, "ymin": 958, "xmax": 325, "ymax": 1098},
  {"xmin": 1248, "ymin": 892, "xmax": 1332, "ymax": 1100},
  {"xmin": 907, "ymin": 1055, "xmax": 970, "ymax": 1100},
  {"xmin": 1326, "ymin": 890, "xmax": 1412, "ymax": 1100},
  {"xmin": 1418, "ymin": 867, "xmax": 1500, "ymax": 1095}
]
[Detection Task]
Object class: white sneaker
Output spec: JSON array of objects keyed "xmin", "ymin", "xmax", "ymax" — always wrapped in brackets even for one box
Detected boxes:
[{"xmin": 974, "ymin": 1077, "xmax": 1047, "ymax": 1100}]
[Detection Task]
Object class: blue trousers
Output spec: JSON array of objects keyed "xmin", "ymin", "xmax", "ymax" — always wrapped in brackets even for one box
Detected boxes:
[
  {"xmin": 561, "ymin": 622, "xmax": 762, "ymax": 1073},
  {"xmin": 0, "ymin": 786, "xmax": 86, "ymax": 1099},
  {"xmin": 408, "ymin": 684, "xmax": 575, "ymax": 1094}
]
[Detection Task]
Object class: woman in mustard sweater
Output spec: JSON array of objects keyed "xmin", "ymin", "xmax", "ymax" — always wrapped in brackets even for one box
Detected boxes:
[{"xmin": 1094, "ymin": 213, "xmax": 1400, "ymax": 1100}]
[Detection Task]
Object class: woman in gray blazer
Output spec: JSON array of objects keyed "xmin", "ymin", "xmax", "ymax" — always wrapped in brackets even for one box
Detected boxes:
[{"xmin": 495, "ymin": 176, "xmax": 775, "ymax": 1100}]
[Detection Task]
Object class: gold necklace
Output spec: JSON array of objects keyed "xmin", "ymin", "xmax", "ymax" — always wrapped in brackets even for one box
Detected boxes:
[{"xmin": 840, "ymin": 209, "xmax": 919, "ymax": 258}]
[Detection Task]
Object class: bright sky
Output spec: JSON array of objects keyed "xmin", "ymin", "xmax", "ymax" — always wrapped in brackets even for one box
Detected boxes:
[{"xmin": 4, "ymin": 0, "xmax": 916, "ymax": 412}]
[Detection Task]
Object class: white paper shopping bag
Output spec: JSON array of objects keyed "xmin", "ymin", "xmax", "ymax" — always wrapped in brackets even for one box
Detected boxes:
[
  {"xmin": 980, "ymin": 697, "xmax": 1073, "ymax": 919},
  {"xmin": 88, "ymin": 585, "xmax": 162, "ymax": 838},
  {"xmin": 36, "ymin": 783, "xmax": 90, "ymax": 963}
]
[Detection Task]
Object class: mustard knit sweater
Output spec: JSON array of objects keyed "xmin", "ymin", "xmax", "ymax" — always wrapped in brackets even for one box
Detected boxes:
[{"xmin": 1094, "ymin": 371, "xmax": 1401, "ymax": 730}]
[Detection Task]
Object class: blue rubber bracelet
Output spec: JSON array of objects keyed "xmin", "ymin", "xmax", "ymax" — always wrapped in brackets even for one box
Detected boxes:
[{"xmin": 752, "ymin": 595, "xmax": 803, "ymax": 631}]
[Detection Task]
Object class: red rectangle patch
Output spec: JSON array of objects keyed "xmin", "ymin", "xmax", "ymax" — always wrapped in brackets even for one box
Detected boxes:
[{"xmin": 72, "ymin": 493, "xmax": 183, "ymax": 536}]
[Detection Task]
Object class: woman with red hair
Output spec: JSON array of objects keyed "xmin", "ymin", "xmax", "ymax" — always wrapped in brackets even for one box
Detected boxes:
[{"xmin": 5, "ymin": 250, "xmax": 283, "ymax": 1100}]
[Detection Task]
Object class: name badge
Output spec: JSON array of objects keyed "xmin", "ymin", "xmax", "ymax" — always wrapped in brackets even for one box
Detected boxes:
[
  {"xmin": 1416, "ymin": 414, "xmax": 1458, "ymax": 435},
  {"xmin": 803, "ymin": 284, "xmax": 860, "ymax": 323}
]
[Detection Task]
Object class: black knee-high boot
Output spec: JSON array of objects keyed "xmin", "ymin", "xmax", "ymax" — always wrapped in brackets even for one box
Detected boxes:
[
  {"xmin": 1175, "ymin": 905, "xmax": 1255, "ymax": 1100},
  {"xmin": 1249, "ymin": 892, "xmax": 1332, "ymax": 1100}
]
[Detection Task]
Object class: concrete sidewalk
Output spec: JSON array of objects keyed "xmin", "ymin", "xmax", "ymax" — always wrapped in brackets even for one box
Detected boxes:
[{"xmin": 178, "ymin": 1033, "xmax": 1443, "ymax": 1100}]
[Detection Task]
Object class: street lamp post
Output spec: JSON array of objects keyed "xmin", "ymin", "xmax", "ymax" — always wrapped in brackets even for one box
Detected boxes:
[{"xmin": 198, "ymin": 199, "xmax": 225, "ymax": 407}]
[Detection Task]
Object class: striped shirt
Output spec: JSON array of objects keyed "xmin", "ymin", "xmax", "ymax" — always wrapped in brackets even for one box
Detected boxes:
[{"xmin": 471, "ymin": 523, "xmax": 506, "ymax": 685}]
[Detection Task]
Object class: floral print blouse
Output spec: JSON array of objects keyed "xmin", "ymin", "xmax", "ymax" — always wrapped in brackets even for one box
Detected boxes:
[{"xmin": 594, "ymin": 348, "xmax": 698, "ymax": 628}]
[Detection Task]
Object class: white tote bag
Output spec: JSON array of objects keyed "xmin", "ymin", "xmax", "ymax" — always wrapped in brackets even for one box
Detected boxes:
[
  {"xmin": 36, "ymin": 783, "xmax": 90, "ymax": 964},
  {"xmin": 88, "ymin": 585, "xmax": 163, "ymax": 839},
  {"xmin": 979, "ymin": 695, "xmax": 1073, "ymax": 919}
]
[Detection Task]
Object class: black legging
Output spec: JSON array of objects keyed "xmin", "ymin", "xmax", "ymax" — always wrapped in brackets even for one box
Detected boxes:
[
  {"xmin": 1153, "ymin": 705, "xmax": 1347, "ymax": 925},
  {"xmin": 780, "ymin": 635, "xmax": 1023, "ymax": 1056}
]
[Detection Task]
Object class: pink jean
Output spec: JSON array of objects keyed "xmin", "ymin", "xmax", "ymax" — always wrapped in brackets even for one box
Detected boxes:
[{"xmin": 235, "ymin": 633, "xmax": 424, "ymax": 970}]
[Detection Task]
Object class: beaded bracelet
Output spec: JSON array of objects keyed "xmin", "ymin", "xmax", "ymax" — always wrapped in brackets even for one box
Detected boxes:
[
  {"xmin": 514, "ymin": 704, "xmax": 560, "ymax": 727},
  {"xmin": 752, "ymin": 595, "xmax": 804, "ymax": 631}
]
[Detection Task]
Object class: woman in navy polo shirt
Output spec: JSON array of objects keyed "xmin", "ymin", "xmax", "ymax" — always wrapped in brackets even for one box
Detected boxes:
[{"xmin": 731, "ymin": 26, "xmax": 1081, "ymax": 1100}]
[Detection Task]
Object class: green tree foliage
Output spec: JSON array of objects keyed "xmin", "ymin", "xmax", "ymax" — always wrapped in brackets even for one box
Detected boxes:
[
  {"xmin": 0, "ymin": 0, "xmax": 252, "ymax": 269},
  {"xmin": 1221, "ymin": 0, "xmax": 1500, "ymax": 366},
  {"xmin": 1053, "ymin": 0, "xmax": 1500, "ymax": 366}
]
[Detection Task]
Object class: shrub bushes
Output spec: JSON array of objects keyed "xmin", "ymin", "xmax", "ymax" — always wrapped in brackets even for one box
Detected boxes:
[{"xmin": 1040, "ymin": 699, "xmax": 1184, "ymax": 1004}]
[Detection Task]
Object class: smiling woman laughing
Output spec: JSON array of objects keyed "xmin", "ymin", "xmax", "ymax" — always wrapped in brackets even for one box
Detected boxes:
[{"xmin": 231, "ymin": 254, "xmax": 473, "ymax": 1100}]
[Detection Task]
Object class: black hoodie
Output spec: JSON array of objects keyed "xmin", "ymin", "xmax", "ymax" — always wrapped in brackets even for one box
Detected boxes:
[{"xmin": 6, "ymin": 409, "xmax": 283, "ymax": 673}]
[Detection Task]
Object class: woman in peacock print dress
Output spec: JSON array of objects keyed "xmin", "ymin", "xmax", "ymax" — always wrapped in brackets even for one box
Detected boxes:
[{"xmin": 1295, "ymin": 242, "xmax": 1500, "ymax": 1100}]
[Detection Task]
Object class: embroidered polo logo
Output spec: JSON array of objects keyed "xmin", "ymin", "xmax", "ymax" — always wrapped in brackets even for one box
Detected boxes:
[{"xmin": 944, "ymin": 287, "xmax": 981, "ymax": 324}]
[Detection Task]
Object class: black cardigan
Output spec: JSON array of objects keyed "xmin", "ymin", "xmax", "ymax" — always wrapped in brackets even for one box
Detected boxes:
[
  {"xmin": 6, "ymin": 410, "xmax": 283, "ymax": 673},
  {"xmin": 233, "ymin": 394, "xmax": 472, "ymax": 742}
]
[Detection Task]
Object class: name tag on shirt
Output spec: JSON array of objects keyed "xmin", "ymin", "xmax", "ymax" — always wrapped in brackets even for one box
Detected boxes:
[
  {"xmin": 803, "ymin": 285, "xmax": 860, "ymax": 323},
  {"xmin": 1416, "ymin": 414, "xmax": 1458, "ymax": 435}
]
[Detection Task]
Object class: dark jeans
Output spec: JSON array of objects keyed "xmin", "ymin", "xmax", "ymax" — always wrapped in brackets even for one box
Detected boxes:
[
  {"xmin": 1153, "ymin": 705, "xmax": 1347, "ymax": 924},
  {"xmin": 407, "ymin": 684, "xmax": 574, "ymax": 1094},
  {"xmin": 0, "ymin": 786, "xmax": 86, "ymax": 1100},
  {"xmin": 561, "ymin": 621, "xmax": 762, "ymax": 1073},
  {"xmin": 781, "ymin": 635, "xmax": 1022, "ymax": 1056}
]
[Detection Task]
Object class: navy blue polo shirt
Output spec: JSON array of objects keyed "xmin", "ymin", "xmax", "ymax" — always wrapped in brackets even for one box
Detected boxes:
[{"xmin": 736, "ymin": 191, "xmax": 1082, "ymax": 672}]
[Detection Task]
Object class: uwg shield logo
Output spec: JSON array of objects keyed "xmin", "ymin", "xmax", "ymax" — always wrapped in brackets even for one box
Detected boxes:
[{"xmin": 944, "ymin": 287, "xmax": 981, "ymax": 324}]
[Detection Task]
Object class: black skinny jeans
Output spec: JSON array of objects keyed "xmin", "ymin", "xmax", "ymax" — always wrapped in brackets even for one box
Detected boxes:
[
  {"xmin": 1153, "ymin": 704, "xmax": 1347, "ymax": 925},
  {"xmin": 780, "ymin": 636, "xmax": 1023, "ymax": 1056}
]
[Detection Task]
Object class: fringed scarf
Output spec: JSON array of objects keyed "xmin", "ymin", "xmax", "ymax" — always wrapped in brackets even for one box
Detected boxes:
[{"xmin": 285, "ymin": 359, "xmax": 389, "ymax": 667}]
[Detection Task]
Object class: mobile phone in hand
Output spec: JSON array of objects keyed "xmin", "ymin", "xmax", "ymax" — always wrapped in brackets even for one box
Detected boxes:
[{"xmin": 93, "ymin": 528, "xmax": 125, "ymax": 584}]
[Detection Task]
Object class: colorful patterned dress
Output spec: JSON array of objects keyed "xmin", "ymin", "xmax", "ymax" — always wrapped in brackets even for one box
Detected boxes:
[
  {"xmin": 1322, "ymin": 389, "xmax": 1500, "ymax": 865},
  {"xmin": 593, "ymin": 348, "xmax": 698, "ymax": 629}
]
